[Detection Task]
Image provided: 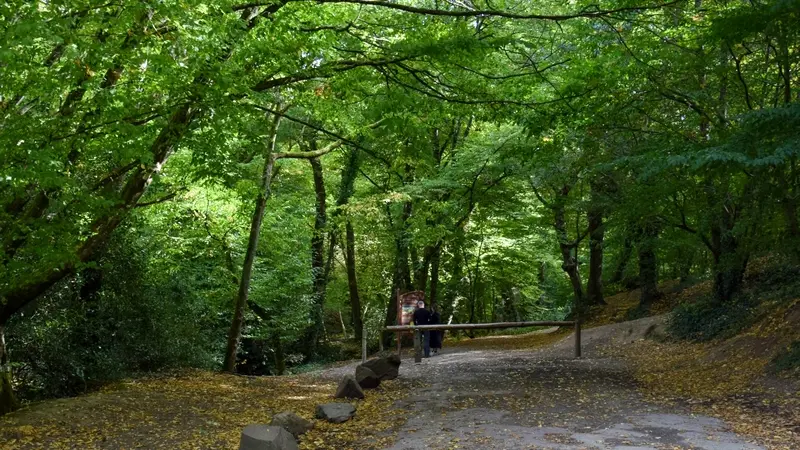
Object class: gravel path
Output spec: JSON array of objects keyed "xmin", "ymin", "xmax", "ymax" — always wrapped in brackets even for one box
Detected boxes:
[{"xmin": 323, "ymin": 345, "xmax": 766, "ymax": 450}]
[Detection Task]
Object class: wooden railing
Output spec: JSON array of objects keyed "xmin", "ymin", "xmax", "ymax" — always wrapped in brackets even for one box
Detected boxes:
[{"xmin": 383, "ymin": 320, "xmax": 581, "ymax": 363}]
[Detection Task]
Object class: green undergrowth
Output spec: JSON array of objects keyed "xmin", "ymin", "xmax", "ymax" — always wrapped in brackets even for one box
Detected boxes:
[
  {"xmin": 668, "ymin": 297, "xmax": 759, "ymax": 342},
  {"xmin": 668, "ymin": 263, "xmax": 800, "ymax": 342},
  {"xmin": 769, "ymin": 341, "xmax": 800, "ymax": 374}
]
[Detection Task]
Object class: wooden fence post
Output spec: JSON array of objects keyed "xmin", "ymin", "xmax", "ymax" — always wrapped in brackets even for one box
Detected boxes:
[{"xmin": 574, "ymin": 319, "xmax": 581, "ymax": 358}]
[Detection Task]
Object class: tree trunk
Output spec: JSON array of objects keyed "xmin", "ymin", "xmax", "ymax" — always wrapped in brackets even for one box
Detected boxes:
[
  {"xmin": 304, "ymin": 156, "xmax": 328, "ymax": 360},
  {"xmin": 553, "ymin": 187, "xmax": 584, "ymax": 314},
  {"xmin": 382, "ymin": 202, "xmax": 413, "ymax": 347},
  {"xmin": 609, "ymin": 232, "xmax": 634, "ymax": 286},
  {"xmin": 344, "ymin": 220, "xmax": 363, "ymax": 342},
  {"xmin": 637, "ymin": 224, "xmax": 660, "ymax": 309},
  {"xmin": 429, "ymin": 243, "xmax": 441, "ymax": 310},
  {"xmin": 710, "ymin": 205, "xmax": 748, "ymax": 304},
  {"xmin": 586, "ymin": 196, "xmax": 606, "ymax": 306},
  {"xmin": 222, "ymin": 115, "xmax": 281, "ymax": 373},
  {"xmin": 398, "ymin": 201, "xmax": 413, "ymax": 289},
  {"xmin": 0, "ymin": 326, "xmax": 20, "ymax": 415},
  {"xmin": 679, "ymin": 249, "xmax": 694, "ymax": 285},
  {"xmin": 272, "ymin": 332, "xmax": 285, "ymax": 376},
  {"xmin": 510, "ymin": 287, "xmax": 522, "ymax": 322},
  {"xmin": 413, "ymin": 245, "xmax": 434, "ymax": 293}
]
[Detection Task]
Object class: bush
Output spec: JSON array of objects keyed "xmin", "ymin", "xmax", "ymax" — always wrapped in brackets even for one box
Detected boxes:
[
  {"xmin": 8, "ymin": 282, "xmax": 223, "ymax": 400},
  {"xmin": 316, "ymin": 340, "xmax": 361, "ymax": 362},
  {"xmin": 8, "ymin": 239, "xmax": 226, "ymax": 400},
  {"xmin": 770, "ymin": 341, "xmax": 800, "ymax": 374},
  {"xmin": 668, "ymin": 296, "xmax": 757, "ymax": 342}
]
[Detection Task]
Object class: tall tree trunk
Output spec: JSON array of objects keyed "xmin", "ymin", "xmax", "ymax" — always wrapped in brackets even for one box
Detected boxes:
[
  {"xmin": 324, "ymin": 147, "xmax": 363, "ymax": 340},
  {"xmin": 609, "ymin": 232, "xmax": 634, "ymax": 286},
  {"xmin": 382, "ymin": 202, "xmax": 413, "ymax": 347},
  {"xmin": 413, "ymin": 245, "xmax": 434, "ymax": 293},
  {"xmin": 344, "ymin": 220, "xmax": 363, "ymax": 342},
  {"xmin": 398, "ymin": 201, "xmax": 413, "ymax": 289},
  {"xmin": 444, "ymin": 238, "xmax": 465, "ymax": 326},
  {"xmin": 222, "ymin": 114, "xmax": 281, "ymax": 373},
  {"xmin": 679, "ymin": 249, "xmax": 694, "ymax": 285},
  {"xmin": 553, "ymin": 187, "xmax": 584, "ymax": 314},
  {"xmin": 429, "ymin": 243, "xmax": 441, "ymax": 310},
  {"xmin": 710, "ymin": 203, "xmax": 748, "ymax": 304},
  {"xmin": 637, "ymin": 224, "xmax": 660, "ymax": 309},
  {"xmin": 304, "ymin": 156, "xmax": 328, "ymax": 360},
  {"xmin": 586, "ymin": 189, "xmax": 606, "ymax": 306},
  {"xmin": 0, "ymin": 326, "xmax": 19, "ymax": 415},
  {"xmin": 510, "ymin": 287, "xmax": 522, "ymax": 322},
  {"xmin": 272, "ymin": 332, "xmax": 285, "ymax": 376}
]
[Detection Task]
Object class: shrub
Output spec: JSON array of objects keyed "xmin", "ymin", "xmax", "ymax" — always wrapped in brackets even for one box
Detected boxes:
[
  {"xmin": 769, "ymin": 341, "xmax": 800, "ymax": 374},
  {"xmin": 668, "ymin": 296, "xmax": 757, "ymax": 342}
]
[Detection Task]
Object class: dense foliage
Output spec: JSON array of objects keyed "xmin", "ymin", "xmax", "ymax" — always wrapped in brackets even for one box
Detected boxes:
[{"xmin": 1, "ymin": 0, "xmax": 798, "ymax": 410}]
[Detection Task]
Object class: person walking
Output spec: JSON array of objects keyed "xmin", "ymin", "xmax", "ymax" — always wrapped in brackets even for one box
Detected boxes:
[
  {"xmin": 412, "ymin": 300, "xmax": 432, "ymax": 358},
  {"xmin": 429, "ymin": 307, "xmax": 442, "ymax": 355}
]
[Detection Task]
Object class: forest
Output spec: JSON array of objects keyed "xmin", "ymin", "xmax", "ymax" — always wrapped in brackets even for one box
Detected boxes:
[{"xmin": 1, "ymin": 0, "xmax": 799, "ymax": 422}]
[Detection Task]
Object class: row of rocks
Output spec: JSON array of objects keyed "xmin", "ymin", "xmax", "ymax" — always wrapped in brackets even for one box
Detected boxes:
[
  {"xmin": 241, "ymin": 406, "xmax": 353, "ymax": 450},
  {"xmin": 239, "ymin": 355, "xmax": 401, "ymax": 450},
  {"xmin": 334, "ymin": 354, "xmax": 402, "ymax": 399}
]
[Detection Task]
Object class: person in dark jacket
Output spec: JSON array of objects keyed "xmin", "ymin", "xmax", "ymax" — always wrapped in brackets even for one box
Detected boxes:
[
  {"xmin": 412, "ymin": 300, "xmax": 431, "ymax": 358},
  {"xmin": 429, "ymin": 309, "xmax": 444, "ymax": 355},
  {"xmin": 429, "ymin": 308, "xmax": 442, "ymax": 355}
]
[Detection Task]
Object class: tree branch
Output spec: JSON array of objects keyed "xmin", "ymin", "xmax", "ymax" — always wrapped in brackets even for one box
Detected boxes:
[
  {"xmin": 274, "ymin": 140, "xmax": 346, "ymax": 160},
  {"xmin": 248, "ymin": 103, "xmax": 396, "ymax": 170},
  {"xmin": 266, "ymin": 0, "xmax": 684, "ymax": 21},
  {"xmin": 134, "ymin": 189, "xmax": 186, "ymax": 208},
  {"xmin": 252, "ymin": 56, "xmax": 415, "ymax": 91},
  {"xmin": 728, "ymin": 42, "xmax": 753, "ymax": 110},
  {"xmin": 529, "ymin": 178, "xmax": 552, "ymax": 208}
]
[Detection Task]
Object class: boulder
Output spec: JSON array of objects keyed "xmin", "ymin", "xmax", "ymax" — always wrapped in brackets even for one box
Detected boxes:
[
  {"xmin": 315, "ymin": 403, "xmax": 356, "ymax": 424},
  {"xmin": 355, "ymin": 365, "xmax": 380, "ymax": 389},
  {"xmin": 239, "ymin": 424, "xmax": 298, "ymax": 450},
  {"xmin": 334, "ymin": 374, "xmax": 364, "ymax": 399},
  {"xmin": 270, "ymin": 411, "xmax": 313, "ymax": 438},
  {"xmin": 361, "ymin": 354, "xmax": 401, "ymax": 381}
]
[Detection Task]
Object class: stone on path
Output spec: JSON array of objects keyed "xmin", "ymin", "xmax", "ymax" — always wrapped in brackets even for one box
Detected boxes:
[
  {"xmin": 315, "ymin": 403, "xmax": 356, "ymax": 423},
  {"xmin": 239, "ymin": 424, "xmax": 298, "ymax": 450},
  {"xmin": 270, "ymin": 411, "xmax": 314, "ymax": 438},
  {"xmin": 334, "ymin": 374, "xmax": 365, "ymax": 399},
  {"xmin": 355, "ymin": 365, "xmax": 381, "ymax": 389},
  {"xmin": 361, "ymin": 354, "xmax": 401, "ymax": 381}
]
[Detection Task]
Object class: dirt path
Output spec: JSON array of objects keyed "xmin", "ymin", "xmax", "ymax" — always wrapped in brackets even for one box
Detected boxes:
[{"xmin": 325, "ymin": 345, "xmax": 766, "ymax": 450}]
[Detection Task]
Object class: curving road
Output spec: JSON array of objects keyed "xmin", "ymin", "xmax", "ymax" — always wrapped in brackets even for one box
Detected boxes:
[{"xmin": 333, "ymin": 346, "xmax": 766, "ymax": 450}]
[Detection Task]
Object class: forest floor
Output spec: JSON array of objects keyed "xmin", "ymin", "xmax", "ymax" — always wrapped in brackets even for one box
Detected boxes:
[
  {"xmin": 0, "ymin": 368, "xmax": 418, "ymax": 449},
  {"xmin": 1, "ymin": 279, "xmax": 798, "ymax": 449}
]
